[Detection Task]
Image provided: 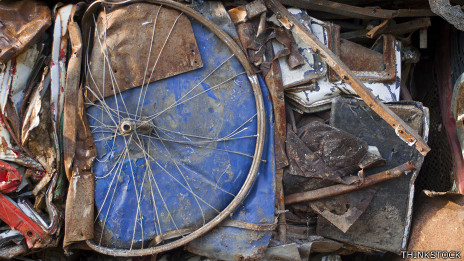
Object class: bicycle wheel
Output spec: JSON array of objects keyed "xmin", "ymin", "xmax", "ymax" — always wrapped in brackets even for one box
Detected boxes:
[{"xmin": 82, "ymin": 0, "xmax": 265, "ymax": 256}]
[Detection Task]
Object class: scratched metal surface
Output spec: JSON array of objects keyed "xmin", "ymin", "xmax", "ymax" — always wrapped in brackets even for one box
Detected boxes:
[{"xmin": 86, "ymin": 17, "xmax": 259, "ymax": 249}]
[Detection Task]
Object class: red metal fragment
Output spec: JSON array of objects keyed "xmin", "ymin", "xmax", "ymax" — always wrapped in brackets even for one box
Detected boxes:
[
  {"xmin": 0, "ymin": 194, "xmax": 51, "ymax": 249},
  {"xmin": 0, "ymin": 161, "xmax": 22, "ymax": 193}
]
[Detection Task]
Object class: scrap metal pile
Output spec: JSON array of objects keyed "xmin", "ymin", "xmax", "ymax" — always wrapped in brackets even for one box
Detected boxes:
[{"xmin": 0, "ymin": 0, "xmax": 462, "ymax": 260}]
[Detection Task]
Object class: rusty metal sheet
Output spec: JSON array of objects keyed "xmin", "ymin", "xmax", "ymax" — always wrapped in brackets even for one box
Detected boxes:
[
  {"xmin": 264, "ymin": 57, "xmax": 287, "ymax": 168},
  {"xmin": 405, "ymin": 192, "xmax": 464, "ymax": 260},
  {"xmin": 87, "ymin": 3, "xmax": 203, "ymax": 101},
  {"xmin": 64, "ymin": 172, "xmax": 94, "ymax": 247},
  {"xmin": 63, "ymin": 5, "xmax": 84, "ymax": 182},
  {"xmin": 0, "ymin": 0, "xmax": 51, "ymax": 63},
  {"xmin": 63, "ymin": 80, "xmax": 96, "ymax": 247},
  {"xmin": 340, "ymin": 40, "xmax": 385, "ymax": 72},
  {"xmin": 229, "ymin": 5, "xmax": 247, "ymax": 24},
  {"xmin": 310, "ymin": 188, "xmax": 377, "ymax": 233}
]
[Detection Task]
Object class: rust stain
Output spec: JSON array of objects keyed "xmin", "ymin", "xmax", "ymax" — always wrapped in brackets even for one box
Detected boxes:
[{"xmin": 87, "ymin": 3, "xmax": 203, "ymax": 102}]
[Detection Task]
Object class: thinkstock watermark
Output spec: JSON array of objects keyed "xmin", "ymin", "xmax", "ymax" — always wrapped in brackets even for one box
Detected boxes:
[{"xmin": 401, "ymin": 251, "xmax": 462, "ymax": 259}]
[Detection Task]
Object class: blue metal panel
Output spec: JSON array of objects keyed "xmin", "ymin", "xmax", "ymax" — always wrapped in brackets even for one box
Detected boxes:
[
  {"xmin": 87, "ymin": 18, "xmax": 263, "ymax": 249},
  {"xmin": 186, "ymin": 76, "xmax": 276, "ymax": 261}
]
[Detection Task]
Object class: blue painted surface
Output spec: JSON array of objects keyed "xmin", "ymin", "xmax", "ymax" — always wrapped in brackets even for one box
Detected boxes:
[
  {"xmin": 86, "ymin": 18, "xmax": 269, "ymax": 249},
  {"xmin": 187, "ymin": 76, "xmax": 276, "ymax": 261}
]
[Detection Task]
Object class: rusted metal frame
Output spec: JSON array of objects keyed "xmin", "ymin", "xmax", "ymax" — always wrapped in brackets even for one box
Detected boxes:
[
  {"xmin": 277, "ymin": 0, "xmax": 435, "ymax": 19},
  {"xmin": 285, "ymin": 161, "xmax": 416, "ymax": 205},
  {"xmin": 266, "ymin": 0, "xmax": 430, "ymax": 156},
  {"xmin": 81, "ymin": 0, "xmax": 265, "ymax": 256},
  {"xmin": 330, "ymin": 34, "xmax": 397, "ymax": 83}
]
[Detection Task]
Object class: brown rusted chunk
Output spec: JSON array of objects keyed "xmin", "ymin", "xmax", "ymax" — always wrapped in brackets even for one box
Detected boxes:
[
  {"xmin": 64, "ymin": 8, "xmax": 96, "ymax": 244},
  {"xmin": 277, "ymin": 0, "xmax": 434, "ymax": 19},
  {"xmin": 406, "ymin": 192, "xmax": 464, "ymax": 259},
  {"xmin": 229, "ymin": 5, "xmax": 247, "ymax": 24},
  {"xmin": 266, "ymin": 0, "xmax": 430, "ymax": 156},
  {"xmin": 0, "ymin": 0, "xmax": 51, "ymax": 63},
  {"xmin": 285, "ymin": 161, "xmax": 416, "ymax": 205},
  {"xmin": 87, "ymin": 3, "xmax": 203, "ymax": 101},
  {"xmin": 271, "ymin": 27, "xmax": 305, "ymax": 69},
  {"xmin": 64, "ymin": 171, "xmax": 95, "ymax": 247},
  {"xmin": 236, "ymin": 22, "xmax": 261, "ymax": 51},
  {"xmin": 340, "ymin": 39, "xmax": 385, "ymax": 72}
]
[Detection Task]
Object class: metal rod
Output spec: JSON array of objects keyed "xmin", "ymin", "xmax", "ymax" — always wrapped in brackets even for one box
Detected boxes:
[{"xmin": 285, "ymin": 161, "xmax": 416, "ymax": 205}]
